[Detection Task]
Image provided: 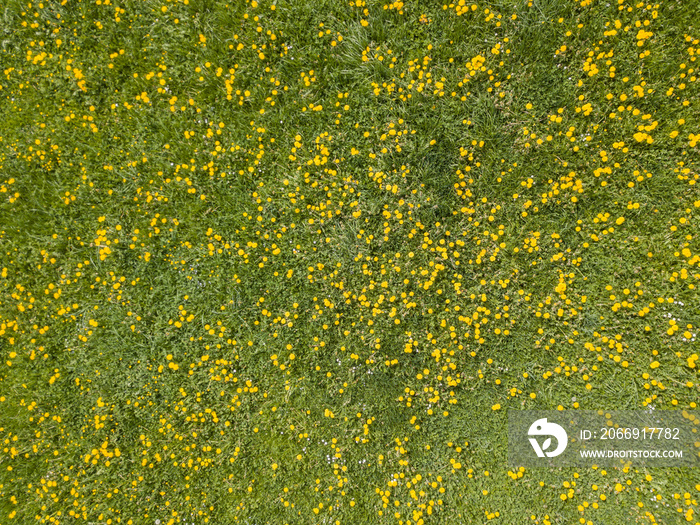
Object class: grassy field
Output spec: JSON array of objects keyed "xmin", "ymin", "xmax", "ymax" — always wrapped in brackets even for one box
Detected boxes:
[{"xmin": 1, "ymin": 0, "xmax": 699, "ymax": 523}]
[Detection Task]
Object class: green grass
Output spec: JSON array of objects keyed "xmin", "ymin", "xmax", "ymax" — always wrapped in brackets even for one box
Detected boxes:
[{"xmin": 1, "ymin": 0, "xmax": 699, "ymax": 523}]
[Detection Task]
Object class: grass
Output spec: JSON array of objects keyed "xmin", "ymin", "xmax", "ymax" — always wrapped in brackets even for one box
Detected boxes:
[{"xmin": 0, "ymin": 0, "xmax": 699, "ymax": 523}]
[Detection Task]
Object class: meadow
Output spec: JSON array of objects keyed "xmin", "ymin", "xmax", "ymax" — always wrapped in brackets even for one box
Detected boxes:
[{"xmin": 0, "ymin": 0, "xmax": 699, "ymax": 523}]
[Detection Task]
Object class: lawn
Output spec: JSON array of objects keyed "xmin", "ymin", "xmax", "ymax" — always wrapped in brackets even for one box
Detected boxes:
[{"xmin": 0, "ymin": 0, "xmax": 699, "ymax": 523}]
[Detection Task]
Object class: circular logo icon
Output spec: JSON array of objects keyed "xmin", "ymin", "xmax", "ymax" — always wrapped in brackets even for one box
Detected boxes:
[{"xmin": 528, "ymin": 418, "xmax": 568, "ymax": 458}]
